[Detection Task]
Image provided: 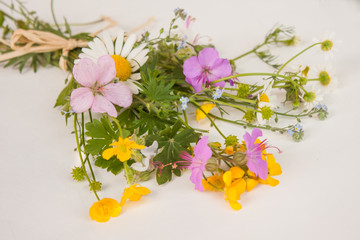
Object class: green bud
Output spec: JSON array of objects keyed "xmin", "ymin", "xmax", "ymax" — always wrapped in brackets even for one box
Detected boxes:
[
  {"xmin": 233, "ymin": 151, "xmax": 247, "ymax": 166},
  {"xmin": 243, "ymin": 110, "xmax": 256, "ymax": 123},
  {"xmin": 318, "ymin": 111, "xmax": 328, "ymax": 120},
  {"xmin": 292, "ymin": 100, "xmax": 301, "ymax": 108},
  {"xmin": 321, "ymin": 40, "xmax": 333, "ymax": 51},
  {"xmin": 260, "ymin": 106, "xmax": 274, "ymax": 120},
  {"xmin": 225, "ymin": 135, "xmax": 238, "ymax": 147},
  {"xmin": 209, "ymin": 142, "xmax": 222, "ymax": 150},
  {"xmin": 139, "ymin": 171, "xmax": 151, "ymax": 181},
  {"xmin": 71, "ymin": 166, "xmax": 86, "ymax": 182},
  {"xmin": 133, "ymin": 151, "xmax": 143, "ymax": 162},
  {"xmin": 319, "ymin": 71, "xmax": 331, "ymax": 86},
  {"xmin": 89, "ymin": 181, "xmax": 102, "ymax": 192},
  {"xmin": 292, "ymin": 131, "xmax": 304, "ymax": 142},
  {"xmin": 237, "ymin": 83, "xmax": 251, "ymax": 98},
  {"xmin": 205, "ymin": 157, "xmax": 219, "ymax": 172},
  {"xmin": 303, "ymin": 92, "xmax": 316, "ymax": 102},
  {"xmin": 299, "ymin": 77, "xmax": 308, "ymax": 85}
]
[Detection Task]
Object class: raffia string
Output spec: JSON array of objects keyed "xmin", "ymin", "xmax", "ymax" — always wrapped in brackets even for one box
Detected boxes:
[
  {"xmin": 0, "ymin": 16, "xmax": 154, "ymax": 71},
  {"xmin": 0, "ymin": 29, "xmax": 88, "ymax": 70}
]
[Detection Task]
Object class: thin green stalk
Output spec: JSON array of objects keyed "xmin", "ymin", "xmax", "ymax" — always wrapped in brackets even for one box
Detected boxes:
[
  {"xmin": 110, "ymin": 116, "xmax": 123, "ymax": 138},
  {"xmin": 277, "ymin": 42, "xmax": 321, "ymax": 74},
  {"xmin": 50, "ymin": 0, "xmax": 61, "ymax": 32},
  {"xmin": 81, "ymin": 113, "xmax": 97, "ymax": 182},
  {"xmin": 183, "ymin": 110, "xmax": 188, "ymax": 125},
  {"xmin": 123, "ymin": 161, "xmax": 132, "ymax": 185},
  {"xmin": 74, "ymin": 114, "xmax": 100, "ymax": 201},
  {"xmin": 231, "ymin": 42, "xmax": 267, "ymax": 61},
  {"xmin": 211, "ymin": 72, "xmax": 292, "ymax": 84},
  {"xmin": 190, "ymin": 100, "xmax": 226, "ymax": 139},
  {"xmin": 222, "ymin": 92, "xmax": 257, "ymax": 104}
]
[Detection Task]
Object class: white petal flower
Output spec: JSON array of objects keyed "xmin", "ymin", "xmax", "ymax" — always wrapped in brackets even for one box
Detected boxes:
[
  {"xmin": 301, "ymin": 85, "xmax": 325, "ymax": 110},
  {"xmin": 131, "ymin": 141, "xmax": 158, "ymax": 172},
  {"xmin": 76, "ymin": 30, "xmax": 149, "ymax": 94}
]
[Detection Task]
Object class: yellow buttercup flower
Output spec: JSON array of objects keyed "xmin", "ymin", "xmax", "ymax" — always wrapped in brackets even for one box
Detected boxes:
[
  {"xmin": 258, "ymin": 153, "xmax": 282, "ymax": 187},
  {"xmin": 196, "ymin": 103, "xmax": 216, "ymax": 122},
  {"xmin": 223, "ymin": 167, "xmax": 246, "ymax": 210},
  {"xmin": 225, "ymin": 146, "xmax": 234, "ymax": 155},
  {"xmin": 89, "ymin": 198, "xmax": 121, "ymax": 223},
  {"xmin": 102, "ymin": 137, "xmax": 145, "ymax": 162},
  {"xmin": 120, "ymin": 184, "xmax": 151, "ymax": 206},
  {"xmin": 202, "ymin": 173, "xmax": 225, "ymax": 192}
]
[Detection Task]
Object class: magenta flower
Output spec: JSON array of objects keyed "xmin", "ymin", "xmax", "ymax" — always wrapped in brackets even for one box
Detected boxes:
[
  {"xmin": 179, "ymin": 136, "xmax": 212, "ymax": 191},
  {"xmin": 70, "ymin": 55, "xmax": 132, "ymax": 117},
  {"xmin": 183, "ymin": 48, "xmax": 232, "ymax": 92},
  {"xmin": 243, "ymin": 128, "xmax": 268, "ymax": 180}
]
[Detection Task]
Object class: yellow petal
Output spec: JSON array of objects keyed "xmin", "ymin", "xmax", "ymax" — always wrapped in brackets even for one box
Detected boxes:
[
  {"xmin": 230, "ymin": 167, "xmax": 244, "ymax": 179},
  {"xmin": 196, "ymin": 103, "xmax": 216, "ymax": 122},
  {"xmin": 89, "ymin": 198, "xmax": 121, "ymax": 222},
  {"xmin": 266, "ymin": 176, "xmax": 279, "ymax": 187},
  {"xmin": 246, "ymin": 178, "xmax": 258, "ymax": 192},
  {"xmin": 116, "ymin": 150, "xmax": 132, "ymax": 162},
  {"xmin": 269, "ymin": 163, "xmax": 282, "ymax": 176},
  {"xmin": 260, "ymin": 93, "xmax": 269, "ymax": 102},
  {"xmin": 101, "ymin": 198, "xmax": 121, "ymax": 217},
  {"xmin": 225, "ymin": 146, "xmax": 234, "ymax": 155},
  {"xmin": 233, "ymin": 178, "xmax": 246, "ymax": 195},
  {"xmin": 102, "ymin": 148, "xmax": 116, "ymax": 160},
  {"xmin": 223, "ymin": 171, "xmax": 232, "ymax": 187},
  {"xmin": 229, "ymin": 200, "xmax": 242, "ymax": 211}
]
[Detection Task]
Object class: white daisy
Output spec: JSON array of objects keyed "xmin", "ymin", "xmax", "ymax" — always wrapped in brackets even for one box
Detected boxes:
[
  {"xmin": 313, "ymin": 32, "xmax": 341, "ymax": 60},
  {"xmin": 311, "ymin": 65, "xmax": 338, "ymax": 93},
  {"xmin": 301, "ymin": 85, "xmax": 324, "ymax": 111},
  {"xmin": 76, "ymin": 30, "xmax": 149, "ymax": 94}
]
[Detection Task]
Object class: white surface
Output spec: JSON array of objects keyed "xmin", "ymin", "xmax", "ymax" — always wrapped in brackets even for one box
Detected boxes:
[{"xmin": 0, "ymin": 0, "xmax": 360, "ymax": 239}]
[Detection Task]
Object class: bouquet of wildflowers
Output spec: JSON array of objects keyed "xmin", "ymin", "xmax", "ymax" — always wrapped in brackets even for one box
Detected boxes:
[{"xmin": 0, "ymin": 2, "xmax": 335, "ymax": 222}]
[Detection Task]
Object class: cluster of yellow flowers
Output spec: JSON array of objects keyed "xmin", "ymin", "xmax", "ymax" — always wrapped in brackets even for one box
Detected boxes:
[{"xmin": 202, "ymin": 145, "xmax": 282, "ymax": 210}]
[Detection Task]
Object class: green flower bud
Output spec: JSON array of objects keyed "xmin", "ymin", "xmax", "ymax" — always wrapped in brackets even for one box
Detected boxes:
[
  {"xmin": 233, "ymin": 151, "xmax": 247, "ymax": 166},
  {"xmin": 318, "ymin": 111, "xmax": 328, "ymax": 121},
  {"xmin": 205, "ymin": 157, "xmax": 219, "ymax": 172},
  {"xmin": 139, "ymin": 171, "xmax": 151, "ymax": 181},
  {"xmin": 71, "ymin": 166, "xmax": 86, "ymax": 182},
  {"xmin": 299, "ymin": 77, "xmax": 308, "ymax": 85},
  {"xmin": 292, "ymin": 100, "xmax": 301, "ymax": 108},
  {"xmin": 321, "ymin": 40, "xmax": 333, "ymax": 51},
  {"xmin": 303, "ymin": 92, "xmax": 316, "ymax": 102},
  {"xmin": 292, "ymin": 131, "xmax": 304, "ymax": 142},
  {"xmin": 260, "ymin": 106, "xmax": 274, "ymax": 120},
  {"xmin": 89, "ymin": 181, "xmax": 102, "ymax": 192},
  {"xmin": 319, "ymin": 71, "xmax": 331, "ymax": 86},
  {"xmin": 225, "ymin": 135, "xmax": 238, "ymax": 147},
  {"xmin": 209, "ymin": 142, "xmax": 222, "ymax": 150}
]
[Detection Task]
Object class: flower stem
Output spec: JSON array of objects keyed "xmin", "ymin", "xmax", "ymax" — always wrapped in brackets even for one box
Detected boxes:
[
  {"xmin": 74, "ymin": 114, "xmax": 100, "ymax": 201},
  {"xmin": 50, "ymin": 0, "xmax": 61, "ymax": 33},
  {"xmin": 123, "ymin": 161, "xmax": 132, "ymax": 185},
  {"xmin": 211, "ymin": 72, "xmax": 292, "ymax": 84},
  {"xmin": 110, "ymin": 116, "xmax": 123, "ymax": 138},
  {"xmin": 190, "ymin": 100, "xmax": 226, "ymax": 139},
  {"xmin": 81, "ymin": 113, "xmax": 97, "ymax": 182},
  {"xmin": 276, "ymin": 42, "xmax": 321, "ymax": 74}
]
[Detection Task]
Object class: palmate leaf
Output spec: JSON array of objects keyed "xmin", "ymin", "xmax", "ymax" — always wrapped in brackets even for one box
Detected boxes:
[
  {"xmin": 147, "ymin": 121, "xmax": 200, "ymax": 185},
  {"xmin": 94, "ymin": 156, "xmax": 124, "ymax": 175}
]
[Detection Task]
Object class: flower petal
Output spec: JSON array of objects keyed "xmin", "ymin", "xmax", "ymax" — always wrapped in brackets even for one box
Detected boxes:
[
  {"xmin": 198, "ymin": 48, "xmax": 219, "ymax": 68},
  {"xmin": 193, "ymin": 136, "xmax": 212, "ymax": 166},
  {"xmin": 96, "ymin": 55, "xmax": 116, "ymax": 86},
  {"xmin": 247, "ymin": 156, "xmax": 268, "ymax": 180},
  {"xmin": 190, "ymin": 167, "xmax": 204, "ymax": 191},
  {"xmin": 102, "ymin": 147, "xmax": 116, "ymax": 160},
  {"xmin": 70, "ymin": 87, "xmax": 94, "ymax": 113},
  {"xmin": 93, "ymin": 37, "xmax": 109, "ymax": 55},
  {"xmin": 121, "ymin": 34, "xmax": 137, "ymax": 57},
  {"xmin": 73, "ymin": 58, "xmax": 99, "ymax": 87},
  {"xmin": 91, "ymin": 94, "xmax": 117, "ymax": 117},
  {"xmin": 127, "ymin": 43, "xmax": 147, "ymax": 60},
  {"xmin": 102, "ymin": 83, "xmax": 133, "ymax": 108},
  {"xmin": 183, "ymin": 56, "xmax": 203, "ymax": 79},
  {"xmin": 115, "ymin": 30, "xmax": 125, "ymax": 55},
  {"xmin": 101, "ymin": 31, "xmax": 115, "ymax": 55}
]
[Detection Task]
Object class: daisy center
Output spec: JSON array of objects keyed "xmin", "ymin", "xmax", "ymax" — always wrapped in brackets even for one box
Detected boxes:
[
  {"xmin": 111, "ymin": 55, "xmax": 132, "ymax": 81},
  {"xmin": 260, "ymin": 93, "xmax": 269, "ymax": 102}
]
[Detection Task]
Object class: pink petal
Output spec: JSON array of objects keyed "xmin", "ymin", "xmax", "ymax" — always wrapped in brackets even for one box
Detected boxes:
[
  {"xmin": 102, "ymin": 83, "xmax": 133, "ymax": 108},
  {"xmin": 91, "ymin": 94, "xmax": 117, "ymax": 117},
  {"xmin": 190, "ymin": 167, "xmax": 204, "ymax": 192},
  {"xmin": 210, "ymin": 58, "xmax": 232, "ymax": 78},
  {"xmin": 247, "ymin": 156, "xmax": 268, "ymax": 180},
  {"xmin": 183, "ymin": 56, "xmax": 203, "ymax": 79},
  {"xmin": 73, "ymin": 58, "xmax": 99, "ymax": 87},
  {"xmin": 194, "ymin": 136, "xmax": 212, "ymax": 165},
  {"xmin": 198, "ymin": 48, "xmax": 219, "ymax": 68},
  {"xmin": 96, "ymin": 55, "xmax": 116, "ymax": 86},
  {"xmin": 185, "ymin": 76, "xmax": 205, "ymax": 93},
  {"xmin": 70, "ymin": 87, "xmax": 94, "ymax": 113}
]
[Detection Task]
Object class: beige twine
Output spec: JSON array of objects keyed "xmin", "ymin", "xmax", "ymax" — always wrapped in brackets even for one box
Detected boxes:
[{"xmin": 0, "ymin": 16, "xmax": 154, "ymax": 71}]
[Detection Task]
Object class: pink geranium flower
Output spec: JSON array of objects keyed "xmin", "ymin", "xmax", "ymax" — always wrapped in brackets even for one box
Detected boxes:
[
  {"xmin": 70, "ymin": 55, "xmax": 132, "ymax": 117},
  {"xmin": 243, "ymin": 128, "xmax": 268, "ymax": 180},
  {"xmin": 179, "ymin": 136, "xmax": 212, "ymax": 191},
  {"xmin": 183, "ymin": 48, "xmax": 232, "ymax": 92}
]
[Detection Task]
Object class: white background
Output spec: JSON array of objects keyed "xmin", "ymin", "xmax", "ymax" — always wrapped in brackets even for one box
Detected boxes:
[{"xmin": 0, "ymin": 0, "xmax": 360, "ymax": 239}]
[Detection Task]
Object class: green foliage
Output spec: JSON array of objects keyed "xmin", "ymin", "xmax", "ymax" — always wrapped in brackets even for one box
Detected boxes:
[
  {"xmin": 146, "ymin": 121, "xmax": 200, "ymax": 185},
  {"xmin": 94, "ymin": 156, "xmax": 124, "ymax": 175},
  {"xmin": 89, "ymin": 180, "xmax": 102, "ymax": 192},
  {"xmin": 54, "ymin": 77, "xmax": 76, "ymax": 107},
  {"xmin": 225, "ymin": 135, "xmax": 239, "ymax": 147}
]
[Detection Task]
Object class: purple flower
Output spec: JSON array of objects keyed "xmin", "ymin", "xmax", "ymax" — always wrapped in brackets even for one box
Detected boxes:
[
  {"xmin": 179, "ymin": 136, "xmax": 212, "ymax": 191},
  {"xmin": 243, "ymin": 128, "xmax": 268, "ymax": 180},
  {"xmin": 70, "ymin": 55, "xmax": 133, "ymax": 117},
  {"xmin": 183, "ymin": 48, "xmax": 232, "ymax": 92}
]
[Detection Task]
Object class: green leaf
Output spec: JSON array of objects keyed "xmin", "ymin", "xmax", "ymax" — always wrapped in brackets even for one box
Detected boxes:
[
  {"xmin": 54, "ymin": 78, "xmax": 76, "ymax": 107},
  {"xmin": 156, "ymin": 166, "xmax": 172, "ymax": 184},
  {"xmin": 63, "ymin": 17, "xmax": 72, "ymax": 37},
  {"xmin": 84, "ymin": 139, "xmax": 112, "ymax": 155},
  {"xmin": 95, "ymin": 156, "xmax": 124, "ymax": 175},
  {"xmin": 85, "ymin": 119, "xmax": 113, "ymax": 139}
]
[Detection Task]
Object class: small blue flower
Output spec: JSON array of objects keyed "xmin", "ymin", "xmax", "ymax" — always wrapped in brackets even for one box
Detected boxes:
[
  {"xmin": 287, "ymin": 129, "xmax": 294, "ymax": 136},
  {"xmin": 322, "ymin": 104, "xmax": 328, "ymax": 111},
  {"xmin": 212, "ymin": 88, "xmax": 224, "ymax": 100},
  {"xmin": 177, "ymin": 36, "xmax": 188, "ymax": 50},
  {"xmin": 294, "ymin": 123, "xmax": 302, "ymax": 132},
  {"xmin": 180, "ymin": 96, "xmax": 189, "ymax": 110},
  {"xmin": 315, "ymin": 103, "xmax": 322, "ymax": 110}
]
